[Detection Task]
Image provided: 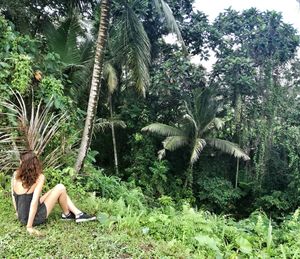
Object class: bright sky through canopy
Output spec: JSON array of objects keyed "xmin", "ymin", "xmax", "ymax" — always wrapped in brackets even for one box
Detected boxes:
[
  {"xmin": 194, "ymin": 0, "xmax": 300, "ymax": 32},
  {"xmin": 191, "ymin": 0, "xmax": 300, "ymax": 68}
]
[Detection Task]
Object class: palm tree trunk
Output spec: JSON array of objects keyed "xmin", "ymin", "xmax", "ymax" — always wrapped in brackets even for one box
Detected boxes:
[
  {"xmin": 75, "ymin": 0, "xmax": 112, "ymax": 173},
  {"xmin": 184, "ymin": 164, "xmax": 193, "ymax": 189},
  {"xmin": 234, "ymin": 88, "xmax": 242, "ymax": 188},
  {"xmin": 235, "ymin": 158, "xmax": 240, "ymax": 188},
  {"xmin": 109, "ymin": 96, "xmax": 119, "ymax": 175}
]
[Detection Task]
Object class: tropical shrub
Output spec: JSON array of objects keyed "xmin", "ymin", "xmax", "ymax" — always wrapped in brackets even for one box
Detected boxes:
[
  {"xmin": 84, "ymin": 166, "xmax": 146, "ymax": 210},
  {"xmin": 197, "ymin": 177, "xmax": 242, "ymax": 213},
  {"xmin": 43, "ymin": 167, "xmax": 85, "ymax": 197}
]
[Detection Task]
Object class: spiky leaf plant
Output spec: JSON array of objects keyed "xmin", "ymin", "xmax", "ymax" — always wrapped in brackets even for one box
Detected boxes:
[{"xmin": 0, "ymin": 90, "xmax": 67, "ymax": 171}]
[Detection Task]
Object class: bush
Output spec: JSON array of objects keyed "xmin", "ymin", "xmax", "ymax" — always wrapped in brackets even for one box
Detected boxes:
[
  {"xmin": 197, "ymin": 177, "xmax": 242, "ymax": 213},
  {"xmin": 255, "ymin": 191, "xmax": 291, "ymax": 219},
  {"xmin": 84, "ymin": 167, "xmax": 146, "ymax": 210},
  {"xmin": 43, "ymin": 167, "xmax": 85, "ymax": 197},
  {"xmin": 0, "ymin": 172, "xmax": 10, "ymax": 190}
]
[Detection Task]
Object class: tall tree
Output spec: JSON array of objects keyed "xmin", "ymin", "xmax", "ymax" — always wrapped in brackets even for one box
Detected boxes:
[
  {"xmin": 75, "ymin": 0, "xmax": 111, "ymax": 172},
  {"xmin": 94, "ymin": 63, "xmax": 126, "ymax": 175},
  {"xmin": 210, "ymin": 8, "xmax": 299, "ymax": 188},
  {"xmin": 75, "ymin": 0, "xmax": 185, "ymax": 172},
  {"xmin": 0, "ymin": 0, "xmax": 97, "ymax": 35}
]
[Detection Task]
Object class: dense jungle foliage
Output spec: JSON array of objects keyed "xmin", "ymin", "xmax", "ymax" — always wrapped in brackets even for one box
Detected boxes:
[
  {"xmin": 1, "ymin": 167, "xmax": 300, "ymax": 257},
  {"xmin": 0, "ymin": 0, "xmax": 300, "ymax": 257}
]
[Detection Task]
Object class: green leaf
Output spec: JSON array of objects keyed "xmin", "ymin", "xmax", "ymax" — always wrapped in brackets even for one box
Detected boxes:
[
  {"xmin": 141, "ymin": 227, "xmax": 150, "ymax": 235},
  {"xmin": 236, "ymin": 236, "xmax": 252, "ymax": 254},
  {"xmin": 0, "ymin": 62, "xmax": 9, "ymax": 68},
  {"xmin": 97, "ymin": 213, "xmax": 109, "ymax": 224},
  {"xmin": 112, "ymin": 4, "xmax": 151, "ymax": 96},
  {"xmin": 195, "ymin": 235, "xmax": 220, "ymax": 253}
]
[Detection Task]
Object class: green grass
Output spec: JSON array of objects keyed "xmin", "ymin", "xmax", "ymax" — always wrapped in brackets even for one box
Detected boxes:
[
  {"xmin": 1, "ymin": 189, "xmax": 300, "ymax": 258},
  {"xmin": 0, "ymin": 192, "xmax": 191, "ymax": 258}
]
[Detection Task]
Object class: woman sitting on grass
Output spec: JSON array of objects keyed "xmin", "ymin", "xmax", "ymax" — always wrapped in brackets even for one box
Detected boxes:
[{"xmin": 11, "ymin": 150, "xmax": 96, "ymax": 236}]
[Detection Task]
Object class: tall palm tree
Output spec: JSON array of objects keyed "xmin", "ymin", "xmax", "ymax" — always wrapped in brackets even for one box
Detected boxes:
[
  {"xmin": 142, "ymin": 89, "xmax": 250, "ymax": 187},
  {"xmin": 75, "ymin": 0, "xmax": 112, "ymax": 173},
  {"xmin": 94, "ymin": 63, "xmax": 126, "ymax": 175},
  {"xmin": 75, "ymin": 0, "xmax": 186, "ymax": 172}
]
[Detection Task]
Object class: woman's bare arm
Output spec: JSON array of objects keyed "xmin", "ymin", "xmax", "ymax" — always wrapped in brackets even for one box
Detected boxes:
[
  {"xmin": 26, "ymin": 174, "xmax": 45, "ymax": 229},
  {"xmin": 11, "ymin": 172, "xmax": 17, "ymax": 214}
]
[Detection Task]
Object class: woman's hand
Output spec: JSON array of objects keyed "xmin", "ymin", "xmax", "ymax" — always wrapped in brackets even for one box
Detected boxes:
[{"xmin": 26, "ymin": 227, "xmax": 44, "ymax": 237}]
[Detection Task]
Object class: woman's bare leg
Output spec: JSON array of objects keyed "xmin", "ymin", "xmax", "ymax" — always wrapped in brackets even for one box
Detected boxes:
[
  {"xmin": 66, "ymin": 195, "xmax": 81, "ymax": 215},
  {"xmin": 43, "ymin": 184, "xmax": 81, "ymax": 217},
  {"xmin": 40, "ymin": 190, "xmax": 51, "ymax": 203}
]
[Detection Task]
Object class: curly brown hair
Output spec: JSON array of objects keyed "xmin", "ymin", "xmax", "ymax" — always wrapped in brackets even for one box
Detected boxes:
[{"xmin": 16, "ymin": 150, "xmax": 42, "ymax": 189}]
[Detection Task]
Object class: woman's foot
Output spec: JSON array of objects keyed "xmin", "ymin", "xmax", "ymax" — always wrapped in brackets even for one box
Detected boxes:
[
  {"xmin": 61, "ymin": 212, "xmax": 76, "ymax": 220},
  {"xmin": 75, "ymin": 212, "xmax": 97, "ymax": 223}
]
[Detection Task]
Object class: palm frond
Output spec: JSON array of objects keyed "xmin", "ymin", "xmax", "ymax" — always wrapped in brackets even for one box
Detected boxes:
[
  {"xmin": 94, "ymin": 118, "xmax": 126, "ymax": 132},
  {"xmin": 207, "ymin": 138, "xmax": 250, "ymax": 161},
  {"xmin": 182, "ymin": 113, "xmax": 198, "ymax": 138},
  {"xmin": 44, "ymin": 14, "xmax": 82, "ymax": 66},
  {"xmin": 112, "ymin": 4, "xmax": 151, "ymax": 96},
  {"xmin": 142, "ymin": 123, "xmax": 183, "ymax": 137},
  {"xmin": 0, "ymin": 132, "xmax": 20, "ymax": 171},
  {"xmin": 153, "ymin": 0, "xmax": 186, "ymax": 51},
  {"xmin": 158, "ymin": 148, "xmax": 166, "ymax": 160},
  {"xmin": 103, "ymin": 63, "xmax": 118, "ymax": 94},
  {"xmin": 69, "ymin": 39, "xmax": 95, "ymax": 103},
  {"xmin": 212, "ymin": 118, "xmax": 224, "ymax": 130},
  {"xmin": 201, "ymin": 117, "xmax": 224, "ymax": 134},
  {"xmin": 191, "ymin": 88, "xmax": 221, "ymax": 134},
  {"xmin": 190, "ymin": 138, "xmax": 206, "ymax": 164},
  {"xmin": 162, "ymin": 136, "xmax": 189, "ymax": 151},
  {"xmin": 42, "ymin": 146, "xmax": 64, "ymax": 169}
]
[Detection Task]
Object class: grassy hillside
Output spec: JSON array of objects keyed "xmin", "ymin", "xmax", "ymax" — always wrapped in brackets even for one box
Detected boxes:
[{"xmin": 1, "ymin": 188, "xmax": 300, "ymax": 258}]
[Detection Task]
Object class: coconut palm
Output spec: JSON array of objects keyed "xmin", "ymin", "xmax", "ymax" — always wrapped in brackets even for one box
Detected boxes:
[
  {"xmin": 142, "ymin": 89, "xmax": 250, "ymax": 188},
  {"xmin": 74, "ymin": 0, "xmax": 112, "ymax": 173},
  {"xmin": 93, "ymin": 63, "xmax": 126, "ymax": 175},
  {"xmin": 75, "ymin": 0, "xmax": 186, "ymax": 172}
]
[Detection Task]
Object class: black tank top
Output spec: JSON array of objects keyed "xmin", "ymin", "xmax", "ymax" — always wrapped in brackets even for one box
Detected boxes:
[{"xmin": 13, "ymin": 191, "xmax": 34, "ymax": 223}]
